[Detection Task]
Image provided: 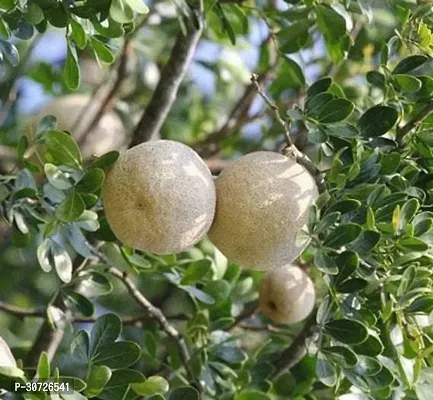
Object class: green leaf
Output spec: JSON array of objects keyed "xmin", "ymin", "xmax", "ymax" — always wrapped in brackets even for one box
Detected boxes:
[
  {"xmin": 37, "ymin": 238, "xmax": 52, "ymax": 272},
  {"xmin": 37, "ymin": 115, "xmax": 57, "ymax": 135},
  {"xmin": 62, "ymin": 291, "xmax": 94, "ymax": 317},
  {"xmin": 124, "ymin": 0, "xmax": 149, "ymax": 14},
  {"xmin": 323, "ymin": 123, "xmax": 359, "ymax": 138},
  {"xmin": 398, "ymin": 199, "xmax": 419, "ymax": 232},
  {"xmin": 99, "ymin": 368, "xmax": 145, "ymax": 397},
  {"xmin": 77, "ymin": 271, "xmax": 113, "ymax": 296},
  {"xmin": 366, "ymin": 71, "xmax": 385, "ymax": 88},
  {"xmin": 352, "ymin": 334, "xmax": 384, "ymax": 357},
  {"xmin": 181, "ymin": 260, "xmax": 212, "ymax": 285},
  {"xmin": 419, "ymin": 76, "xmax": 433, "ymax": 100},
  {"xmin": 309, "ymin": 127, "xmax": 328, "ymax": 144},
  {"xmin": 322, "ymin": 346, "xmax": 358, "ymax": 367},
  {"xmin": 85, "ymin": 365, "xmax": 112, "ymax": 398},
  {"xmin": 393, "ymin": 55, "xmax": 428, "ymax": 74},
  {"xmin": 93, "ymin": 341, "xmax": 141, "ymax": 368},
  {"xmin": 70, "ymin": 18, "xmax": 87, "ymax": 50},
  {"xmin": 64, "ymin": 41, "xmax": 80, "ymax": 90},
  {"xmin": 235, "ymin": 390, "xmax": 271, "ymax": 400},
  {"xmin": 394, "ymin": 74, "xmax": 422, "ymax": 93},
  {"xmin": 324, "ymin": 319, "xmax": 368, "ymax": 344},
  {"xmin": 417, "ymin": 384, "xmax": 433, "ymax": 400},
  {"xmin": 314, "ymin": 251, "xmax": 338, "ymax": 275},
  {"xmin": 316, "ymin": 352, "xmax": 337, "ymax": 387},
  {"xmin": 398, "ymin": 237, "xmax": 428, "ymax": 252},
  {"xmin": 71, "ymin": 330, "xmax": 90, "ymax": 365},
  {"xmin": 315, "ymin": 99, "xmax": 354, "ymax": 123},
  {"xmin": 132, "ymin": 376, "xmax": 169, "ymax": 396},
  {"xmin": 90, "ymin": 36, "xmax": 114, "ymax": 65},
  {"xmin": 50, "ymin": 240, "xmax": 73, "ymax": 283},
  {"xmin": 56, "ymin": 190, "xmax": 85, "ymax": 222},
  {"xmin": 169, "ymin": 386, "xmax": 200, "ymax": 400},
  {"xmin": 44, "ymin": 164, "xmax": 73, "ymax": 190},
  {"xmin": 334, "ymin": 251, "xmax": 358, "ymax": 285},
  {"xmin": 76, "ymin": 168, "xmax": 105, "ymax": 194},
  {"xmin": 278, "ymin": 20, "xmax": 310, "ymax": 53},
  {"xmin": 305, "ymin": 92, "xmax": 334, "ymax": 116},
  {"xmin": 36, "ymin": 352, "xmax": 50, "ymax": 379},
  {"xmin": 215, "ymin": 346, "xmax": 247, "ymax": 364},
  {"xmin": 337, "ymin": 278, "xmax": 368, "ymax": 293},
  {"xmin": 110, "ymin": 0, "xmax": 135, "ymax": 23},
  {"xmin": 204, "ymin": 280, "xmax": 231, "ymax": 306},
  {"xmin": 91, "ymin": 151, "xmax": 119, "ymax": 172},
  {"xmin": 327, "ymin": 199, "xmax": 362, "ymax": 215},
  {"xmin": 349, "ymin": 230, "xmax": 381, "ymax": 254},
  {"xmin": 182, "ymin": 285, "xmax": 215, "ymax": 305},
  {"xmin": 364, "ymin": 365, "xmax": 394, "ymax": 389},
  {"xmin": 407, "ymin": 295, "xmax": 433, "ymax": 314},
  {"xmin": 307, "ymin": 77, "xmax": 332, "ymax": 97},
  {"xmin": 45, "ymin": 130, "xmax": 82, "ymax": 168},
  {"xmin": 280, "ymin": 56, "xmax": 305, "ymax": 89},
  {"xmin": 354, "ymin": 357, "xmax": 382, "ymax": 376},
  {"xmin": 323, "ymin": 224, "xmax": 362, "ymax": 248},
  {"xmin": 315, "ymin": 5, "xmax": 346, "ymax": 43},
  {"xmin": 16, "ymin": 135, "xmax": 28, "ymax": 160},
  {"xmin": 89, "ymin": 313, "xmax": 122, "ymax": 357},
  {"xmin": 0, "ymin": 366, "xmax": 25, "ymax": 378},
  {"xmin": 358, "ymin": 106, "xmax": 398, "ymax": 137},
  {"xmin": 380, "ymin": 152, "xmax": 401, "ymax": 175}
]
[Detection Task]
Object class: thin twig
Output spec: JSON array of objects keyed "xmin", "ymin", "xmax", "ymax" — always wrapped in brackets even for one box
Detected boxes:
[
  {"xmin": 129, "ymin": 1, "xmax": 204, "ymax": 146},
  {"xmin": 89, "ymin": 247, "xmax": 197, "ymax": 386},
  {"xmin": 250, "ymin": 74, "xmax": 324, "ymax": 189},
  {"xmin": 271, "ymin": 311, "xmax": 317, "ymax": 379},
  {"xmin": 193, "ymin": 67, "xmax": 275, "ymax": 158},
  {"xmin": 396, "ymin": 100, "xmax": 433, "ymax": 144},
  {"xmin": 239, "ymin": 323, "xmax": 283, "ymax": 333},
  {"xmin": 0, "ymin": 301, "xmax": 44, "ymax": 317},
  {"xmin": 0, "ymin": 301, "xmax": 189, "ymax": 326}
]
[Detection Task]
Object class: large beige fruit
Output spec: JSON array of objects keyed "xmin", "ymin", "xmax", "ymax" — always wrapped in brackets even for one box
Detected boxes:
[
  {"xmin": 102, "ymin": 140, "xmax": 216, "ymax": 254},
  {"xmin": 23, "ymin": 94, "xmax": 125, "ymax": 160},
  {"xmin": 259, "ymin": 265, "xmax": 315, "ymax": 324},
  {"xmin": 208, "ymin": 151, "xmax": 318, "ymax": 270}
]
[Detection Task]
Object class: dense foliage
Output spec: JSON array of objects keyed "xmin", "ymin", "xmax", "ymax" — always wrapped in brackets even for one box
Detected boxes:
[{"xmin": 2, "ymin": 0, "xmax": 433, "ymax": 399}]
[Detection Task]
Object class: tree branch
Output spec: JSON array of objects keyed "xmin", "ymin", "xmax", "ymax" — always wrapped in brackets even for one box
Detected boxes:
[
  {"xmin": 129, "ymin": 4, "xmax": 204, "ymax": 146},
  {"xmin": 0, "ymin": 301, "xmax": 45, "ymax": 317},
  {"xmin": 76, "ymin": 40, "xmax": 131, "ymax": 148},
  {"xmin": 396, "ymin": 100, "xmax": 433, "ymax": 144},
  {"xmin": 0, "ymin": 301, "xmax": 188, "ymax": 325},
  {"xmin": 271, "ymin": 311, "xmax": 317, "ymax": 378},
  {"xmin": 193, "ymin": 68, "xmax": 274, "ymax": 158},
  {"xmin": 25, "ymin": 295, "xmax": 65, "ymax": 367},
  {"xmin": 250, "ymin": 74, "xmax": 324, "ymax": 190},
  {"xmin": 89, "ymin": 247, "xmax": 196, "ymax": 386}
]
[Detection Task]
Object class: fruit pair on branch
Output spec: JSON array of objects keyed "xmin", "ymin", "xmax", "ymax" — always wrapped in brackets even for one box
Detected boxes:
[{"xmin": 103, "ymin": 139, "xmax": 318, "ymax": 325}]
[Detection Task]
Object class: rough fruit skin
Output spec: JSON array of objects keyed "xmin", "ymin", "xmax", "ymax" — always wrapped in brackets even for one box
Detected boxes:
[
  {"xmin": 259, "ymin": 265, "xmax": 315, "ymax": 324},
  {"xmin": 208, "ymin": 151, "xmax": 318, "ymax": 270},
  {"xmin": 102, "ymin": 140, "xmax": 216, "ymax": 254}
]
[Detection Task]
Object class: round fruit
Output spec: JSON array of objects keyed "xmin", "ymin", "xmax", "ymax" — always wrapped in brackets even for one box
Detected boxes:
[
  {"xmin": 208, "ymin": 151, "xmax": 318, "ymax": 270},
  {"xmin": 102, "ymin": 140, "xmax": 216, "ymax": 254},
  {"xmin": 259, "ymin": 265, "xmax": 315, "ymax": 324},
  {"xmin": 22, "ymin": 94, "xmax": 125, "ymax": 160}
]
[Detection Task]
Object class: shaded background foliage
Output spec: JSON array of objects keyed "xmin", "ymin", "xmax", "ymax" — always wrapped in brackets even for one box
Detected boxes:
[{"xmin": 2, "ymin": 0, "xmax": 433, "ymax": 399}]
